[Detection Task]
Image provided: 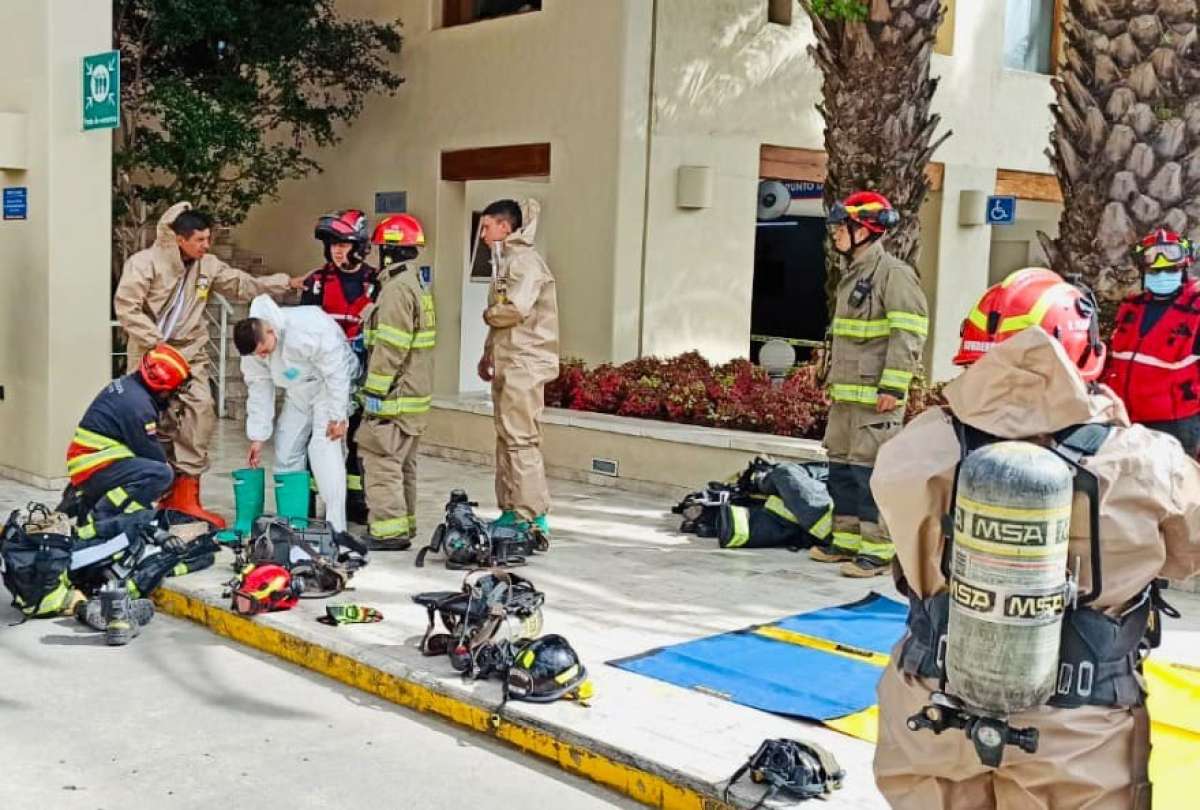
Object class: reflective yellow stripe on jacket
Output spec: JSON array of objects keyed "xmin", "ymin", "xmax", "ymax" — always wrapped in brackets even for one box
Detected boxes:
[
  {"xmin": 413, "ymin": 293, "xmax": 437, "ymax": 348},
  {"xmin": 879, "ymin": 368, "xmax": 914, "ymax": 391},
  {"xmin": 831, "ymin": 318, "xmax": 890, "ymax": 340},
  {"xmin": 886, "ymin": 310, "xmax": 928, "ymax": 337},
  {"xmin": 369, "ymin": 317, "xmax": 437, "ymax": 351},
  {"xmin": 363, "ymin": 395, "xmax": 433, "ymax": 417},
  {"xmin": 66, "ymin": 427, "xmax": 134, "ymax": 477},
  {"xmin": 764, "ymin": 495, "xmax": 799, "ymax": 524},
  {"xmin": 363, "ymin": 372, "xmax": 393, "ymax": 396},
  {"xmin": 829, "ymin": 384, "xmax": 879, "ymax": 405}
]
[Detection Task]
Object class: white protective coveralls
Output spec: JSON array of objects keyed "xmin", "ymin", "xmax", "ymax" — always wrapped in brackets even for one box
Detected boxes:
[
  {"xmin": 241, "ymin": 296, "xmax": 359, "ymax": 531},
  {"xmin": 482, "ymin": 198, "xmax": 559, "ymax": 521},
  {"xmin": 870, "ymin": 327, "xmax": 1200, "ymax": 810}
]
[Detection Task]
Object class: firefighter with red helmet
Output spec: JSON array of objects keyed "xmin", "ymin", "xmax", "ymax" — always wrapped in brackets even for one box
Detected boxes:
[
  {"xmin": 809, "ymin": 191, "xmax": 929, "ymax": 577},
  {"xmin": 66, "ymin": 344, "xmax": 191, "ymax": 526},
  {"xmin": 303, "ymin": 209, "xmax": 379, "ymax": 522},
  {"xmin": 356, "ymin": 214, "xmax": 435, "ymax": 549},
  {"xmin": 871, "ymin": 268, "xmax": 1200, "ymax": 809},
  {"xmin": 1101, "ymin": 227, "xmax": 1200, "ymax": 455}
]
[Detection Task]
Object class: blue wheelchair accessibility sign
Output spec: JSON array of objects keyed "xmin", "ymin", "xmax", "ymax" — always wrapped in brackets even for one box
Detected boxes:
[{"xmin": 986, "ymin": 195, "xmax": 1017, "ymax": 225}]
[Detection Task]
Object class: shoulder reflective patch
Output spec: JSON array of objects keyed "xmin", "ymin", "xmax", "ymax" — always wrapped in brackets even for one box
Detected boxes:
[{"xmin": 144, "ymin": 421, "xmax": 157, "ymax": 435}]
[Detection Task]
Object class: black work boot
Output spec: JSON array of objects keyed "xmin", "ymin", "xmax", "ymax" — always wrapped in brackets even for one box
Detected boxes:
[
  {"xmin": 840, "ymin": 555, "xmax": 891, "ymax": 578},
  {"xmin": 76, "ymin": 596, "xmax": 155, "ymax": 632},
  {"xmin": 102, "ymin": 587, "xmax": 142, "ymax": 646},
  {"xmin": 367, "ymin": 533, "xmax": 412, "ymax": 551},
  {"xmin": 346, "ymin": 493, "xmax": 369, "ymax": 526}
]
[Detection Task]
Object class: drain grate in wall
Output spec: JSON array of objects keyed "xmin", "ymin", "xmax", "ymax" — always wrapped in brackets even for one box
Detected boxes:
[{"xmin": 591, "ymin": 457, "xmax": 619, "ymax": 477}]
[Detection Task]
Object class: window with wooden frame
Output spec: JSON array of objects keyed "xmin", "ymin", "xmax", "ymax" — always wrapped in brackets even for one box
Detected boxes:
[
  {"xmin": 442, "ymin": 0, "xmax": 542, "ymax": 29},
  {"xmin": 1002, "ymin": 0, "xmax": 1058, "ymax": 75}
]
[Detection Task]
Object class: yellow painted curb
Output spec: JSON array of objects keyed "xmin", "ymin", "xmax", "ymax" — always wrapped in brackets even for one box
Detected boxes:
[{"xmin": 154, "ymin": 588, "xmax": 732, "ymax": 810}]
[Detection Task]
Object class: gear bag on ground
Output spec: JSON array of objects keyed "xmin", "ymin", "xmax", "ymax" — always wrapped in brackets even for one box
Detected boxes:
[{"xmin": 674, "ymin": 457, "xmax": 832, "ymax": 549}]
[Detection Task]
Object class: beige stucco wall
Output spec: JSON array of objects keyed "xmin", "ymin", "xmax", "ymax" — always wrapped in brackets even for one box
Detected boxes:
[
  {"xmin": 642, "ymin": 0, "xmax": 1060, "ymax": 376},
  {"xmin": 236, "ymin": 0, "xmax": 654, "ymax": 394},
  {"xmin": 0, "ymin": 0, "xmax": 112, "ymax": 484},
  {"xmin": 236, "ymin": 0, "xmax": 1063, "ymax": 388}
]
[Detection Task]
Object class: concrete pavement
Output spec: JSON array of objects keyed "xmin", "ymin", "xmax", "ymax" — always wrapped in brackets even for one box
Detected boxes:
[
  {"xmin": 4, "ymin": 421, "xmax": 1200, "ymax": 809},
  {"xmin": 0, "ymin": 608, "xmax": 637, "ymax": 810}
]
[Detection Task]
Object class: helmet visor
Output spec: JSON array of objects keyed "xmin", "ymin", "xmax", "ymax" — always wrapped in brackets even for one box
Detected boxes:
[
  {"xmin": 1139, "ymin": 243, "xmax": 1188, "ymax": 267},
  {"xmin": 232, "ymin": 591, "xmax": 265, "ymax": 615},
  {"xmin": 826, "ymin": 202, "xmax": 849, "ymax": 226}
]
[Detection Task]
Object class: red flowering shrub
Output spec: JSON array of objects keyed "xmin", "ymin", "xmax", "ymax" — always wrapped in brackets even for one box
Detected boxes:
[
  {"xmin": 544, "ymin": 358, "xmax": 585, "ymax": 408},
  {"xmin": 544, "ymin": 353, "xmax": 947, "ymax": 439}
]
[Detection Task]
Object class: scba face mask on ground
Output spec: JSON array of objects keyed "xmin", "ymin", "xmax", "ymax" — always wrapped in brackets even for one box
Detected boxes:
[{"xmin": 1145, "ymin": 271, "xmax": 1183, "ymax": 297}]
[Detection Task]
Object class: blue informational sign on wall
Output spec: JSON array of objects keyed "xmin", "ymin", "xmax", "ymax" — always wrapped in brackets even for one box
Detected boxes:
[
  {"xmin": 3, "ymin": 187, "xmax": 27, "ymax": 220},
  {"xmin": 986, "ymin": 195, "xmax": 1017, "ymax": 225}
]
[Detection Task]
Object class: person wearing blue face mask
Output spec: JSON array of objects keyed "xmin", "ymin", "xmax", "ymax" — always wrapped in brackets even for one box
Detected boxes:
[{"xmin": 1102, "ymin": 227, "xmax": 1200, "ymax": 455}]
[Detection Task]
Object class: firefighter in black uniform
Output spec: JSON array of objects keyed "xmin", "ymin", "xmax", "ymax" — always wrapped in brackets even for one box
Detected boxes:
[{"xmin": 66, "ymin": 344, "xmax": 191, "ymax": 522}]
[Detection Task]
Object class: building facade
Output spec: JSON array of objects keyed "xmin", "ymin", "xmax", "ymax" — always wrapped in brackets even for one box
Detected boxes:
[
  {"xmin": 0, "ymin": 0, "xmax": 113, "ymax": 483},
  {"xmin": 235, "ymin": 0, "xmax": 1067, "ymax": 390}
]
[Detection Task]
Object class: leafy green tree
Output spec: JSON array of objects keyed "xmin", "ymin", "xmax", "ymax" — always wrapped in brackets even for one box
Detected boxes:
[{"xmin": 112, "ymin": 0, "xmax": 403, "ymax": 276}]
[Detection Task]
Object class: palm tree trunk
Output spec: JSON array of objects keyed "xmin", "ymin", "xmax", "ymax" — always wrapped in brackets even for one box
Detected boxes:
[
  {"xmin": 803, "ymin": 0, "xmax": 951, "ymax": 270},
  {"xmin": 1042, "ymin": 0, "xmax": 1200, "ymax": 306}
]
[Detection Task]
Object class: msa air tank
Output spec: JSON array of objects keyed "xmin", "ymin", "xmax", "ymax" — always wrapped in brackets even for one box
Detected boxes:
[{"xmin": 946, "ymin": 441, "xmax": 1074, "ymax": 713}]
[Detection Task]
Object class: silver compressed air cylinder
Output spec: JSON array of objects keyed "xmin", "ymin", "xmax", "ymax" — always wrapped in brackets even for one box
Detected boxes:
[{"xmin": 946, "ymin": 441, "xmax": 1074, "ymax": 714}]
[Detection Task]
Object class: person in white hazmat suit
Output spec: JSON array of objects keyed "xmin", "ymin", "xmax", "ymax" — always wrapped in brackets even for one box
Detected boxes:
[{"xmin": 232, "ymin": 295, "xmax": 359, "ymax": 531}]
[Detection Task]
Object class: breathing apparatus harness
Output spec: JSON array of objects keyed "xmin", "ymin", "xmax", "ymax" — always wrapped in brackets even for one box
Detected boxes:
[
  {"xmin": 904, "ymin": 417, "xmax": 1177, "ymax": 766},
  {"xmin": 415, "ymin": 490, "xmax": 545, "ymax": 570},
  {"xmin": 724, "ymin": 738, "xmax": 845, "ymax": 809},
  {"xmin": 232, "ymin": 516, "xmax": 369, "ymax": 599},
  {"xmin": 413, "ymin": 568, "xmax": 545, "ymax": 680}
]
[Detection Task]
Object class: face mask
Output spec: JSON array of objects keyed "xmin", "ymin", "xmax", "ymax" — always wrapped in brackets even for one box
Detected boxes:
[{"xmin": 1144, "ymin": 271, "xmax": 1183, "ymax": 297}]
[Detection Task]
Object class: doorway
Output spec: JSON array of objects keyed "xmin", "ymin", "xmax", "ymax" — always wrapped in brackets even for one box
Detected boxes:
[
  {"xmin": 458, "ymin": 178, "xmax": 552, "ymax": 392},
  {"xmin": 751, "ymin": 215, "xmax": 828, "ymax": 364}
]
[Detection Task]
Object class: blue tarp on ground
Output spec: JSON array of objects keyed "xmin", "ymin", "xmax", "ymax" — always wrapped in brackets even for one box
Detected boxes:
[{"xmin": 608, "ymin": 592, "xmax": 907, "ymax": 721}]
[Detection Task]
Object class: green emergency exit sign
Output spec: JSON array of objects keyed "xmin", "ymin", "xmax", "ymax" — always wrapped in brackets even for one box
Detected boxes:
[{"xmin": 83, "ymin": 51, "xmax": 120, "ymax": 131}]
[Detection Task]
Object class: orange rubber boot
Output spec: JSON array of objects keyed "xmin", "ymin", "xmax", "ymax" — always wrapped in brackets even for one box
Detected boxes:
[{"xmin": 160, "ymin": 474, "xmax": 227, "ymax": 529}]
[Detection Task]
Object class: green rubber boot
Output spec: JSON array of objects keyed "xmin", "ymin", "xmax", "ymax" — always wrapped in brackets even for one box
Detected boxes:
[
  {"xmin": 274, "ymin": 471, "xmax": 311, "ymax": 528},
  {"xmin": 215, "ymin": 468, "xmax": 266, "ymax": 544},
  {"xmin": 491, "ymin": 510, "xmax": 518, "ymax": 529}
]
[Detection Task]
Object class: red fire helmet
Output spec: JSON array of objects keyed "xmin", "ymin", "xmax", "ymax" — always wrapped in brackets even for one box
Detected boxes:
[{"xmin": 954, "ymin": 267, "xmax": 1106, "ymax": 381}]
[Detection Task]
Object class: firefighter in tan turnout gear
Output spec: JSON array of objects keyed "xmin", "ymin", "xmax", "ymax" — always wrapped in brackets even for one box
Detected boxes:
[
  {"xmin": 810, "ymin": 191, "xmax": 928, "ymax": 577},
  {"xmin": 872, "ymin": 269, "xmax": 1200, "ymax": 810},
  {"xmin": 476, "ymin": 199, "xmax": 559, "ymax": 538},
  {"xmin": 357, "ymin": 214, "xmax": 435, "ymax": 550},
  {"xmin": 114, "ymin": 202, "xmax": 302, "ymax": 528}
]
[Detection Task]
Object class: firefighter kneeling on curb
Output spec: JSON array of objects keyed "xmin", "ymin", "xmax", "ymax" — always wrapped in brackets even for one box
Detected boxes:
[
  {"xmin": 811, "ymin": 191, "xmax": 928, "ymax": 577},
  {"xmin": 871, "ymin": 268, "xmax": 1200, "ymax": 809},
  {"xmin": 357, "ymin": 214, "xmax": 435, "ymax": 550},
  {"xmin": 66, "ymin": 344, "xmax": 191, "ymax": 533}
]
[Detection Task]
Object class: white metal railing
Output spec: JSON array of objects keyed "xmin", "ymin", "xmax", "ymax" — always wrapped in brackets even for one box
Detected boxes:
[
  {"xmin": 205, "ymin": 292, "xmax": 234, "ymax": 418},
  {"xmin": 110, "ymin": 293, "xmax": 235, "ymax": 417},
  {"xmin": 110, "ymin": 320, "xmax": 127, "ymax": 378}
]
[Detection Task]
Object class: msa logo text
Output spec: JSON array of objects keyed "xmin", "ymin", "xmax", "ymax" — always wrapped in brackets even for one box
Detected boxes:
[
  {"xmin": 1004, "ymin": 593, "xmax": 1066, "ymax": 619},
  {"xmin": 955, "ymin": 510, "xmax": 1065, "ymax": 546},
  {"xmin": 949, "ymin": 579, "xmax": 995, "ymax": 613}
]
